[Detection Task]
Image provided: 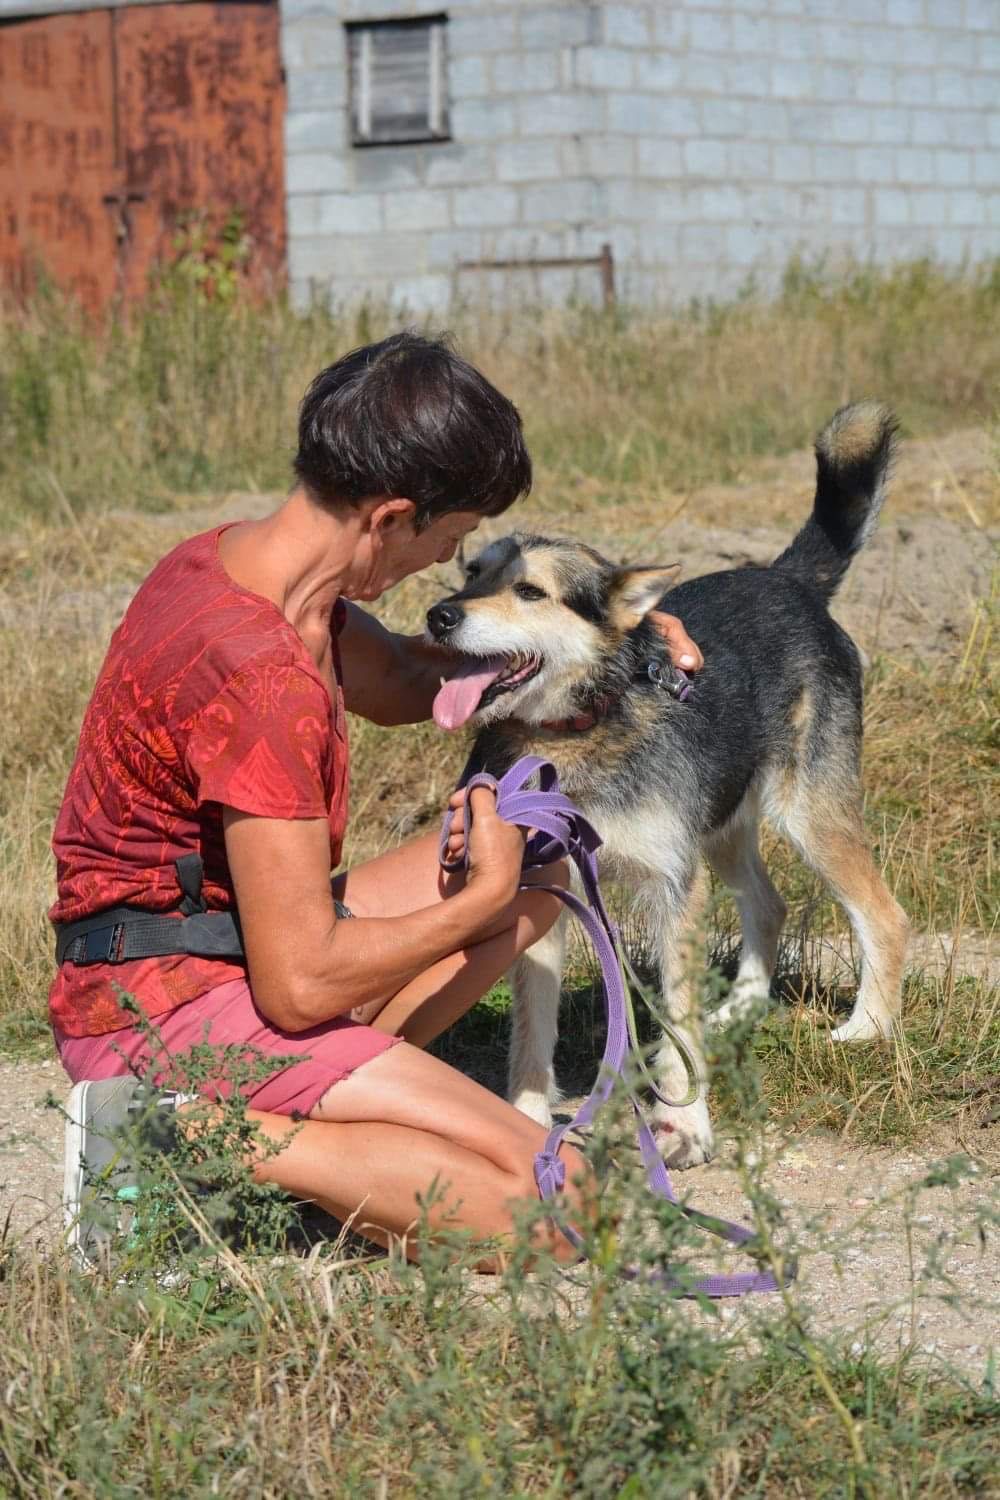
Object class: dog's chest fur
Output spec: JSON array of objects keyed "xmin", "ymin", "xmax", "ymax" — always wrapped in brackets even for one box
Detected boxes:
[{"xmin": 468, "ymin": 692, "xmax": 704, "ymax": 889}]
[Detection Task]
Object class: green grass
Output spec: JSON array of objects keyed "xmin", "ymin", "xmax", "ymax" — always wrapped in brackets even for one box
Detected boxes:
[{"xmin": 2, "ymin": 1036, "xmax": 998, "ymax": 1499}]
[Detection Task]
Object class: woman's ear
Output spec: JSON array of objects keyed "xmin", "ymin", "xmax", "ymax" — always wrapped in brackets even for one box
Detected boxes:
[
  {"xmin": 368, "ymin": 497, "xmax": 418, "ymax": 535},
  {"xmin": 608, "ymin": 565, "xmax": 681, "ymax": 629}
]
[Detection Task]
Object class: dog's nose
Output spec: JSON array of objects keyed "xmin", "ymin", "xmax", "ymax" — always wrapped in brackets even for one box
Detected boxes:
[{"xmin": 427, "ymin": 601, "xmax": 464, "ymax": 639}]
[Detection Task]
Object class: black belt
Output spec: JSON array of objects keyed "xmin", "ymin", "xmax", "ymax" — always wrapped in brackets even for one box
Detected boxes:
[
  {"xmin": 54, "ymin": 854, "xmax": 245, "ymax": 967},
  {"xmin": 54, "ymin": 853, "xmax": 352, "ymax": 966},
  {"xmin": 55, "ymin": 906, "xmax": 246, "ymax": 966}
]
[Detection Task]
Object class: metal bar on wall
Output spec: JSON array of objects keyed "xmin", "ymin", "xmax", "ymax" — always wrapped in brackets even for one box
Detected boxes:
[
  {"xmin": 459, "ymin": 244, "xmax": 616, "ymax": 309},
  {"xmin": 358, "ymin": 27, "xmax": 372, "ymax": 141}
]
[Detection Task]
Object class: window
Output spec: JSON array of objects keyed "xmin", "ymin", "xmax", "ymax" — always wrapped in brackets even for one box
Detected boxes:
[{"xmin": 347, "ymin": 15, "xmax": 449, "ymax": 147}]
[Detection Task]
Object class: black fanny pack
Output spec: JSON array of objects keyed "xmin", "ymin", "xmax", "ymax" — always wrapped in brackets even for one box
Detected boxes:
[{"xmin": 54, "ymin": 854, "xmax": 245, "ymax": 967}]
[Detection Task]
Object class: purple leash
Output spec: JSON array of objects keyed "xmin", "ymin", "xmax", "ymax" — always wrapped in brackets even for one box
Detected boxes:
[{"xmin": 440, "ymin": 755, "xmax": 793, "ymax": 1298}]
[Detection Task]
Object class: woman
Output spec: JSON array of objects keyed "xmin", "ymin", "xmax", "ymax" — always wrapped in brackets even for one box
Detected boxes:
[{"xmin": 53, "ymin": 332, "xmax": 702, "ymax": 1267}]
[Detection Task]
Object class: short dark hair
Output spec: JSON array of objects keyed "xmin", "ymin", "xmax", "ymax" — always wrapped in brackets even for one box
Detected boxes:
[{"xmin": 293, "ymin": 332, "xmax": 532, "ymax": 530}]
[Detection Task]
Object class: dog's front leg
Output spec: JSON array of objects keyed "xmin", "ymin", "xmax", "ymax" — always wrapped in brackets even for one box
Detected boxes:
[
  {"xmin": 653, "ymin": 1032, "xmax": 713, "ymax": 1168},
  {"xmin": 508, "ymin": 908, "xmax": 567, "ymax": 1128},
  {"xmin": 651, "ymin": 875, "xmax": 715, "ymax": 1168}
]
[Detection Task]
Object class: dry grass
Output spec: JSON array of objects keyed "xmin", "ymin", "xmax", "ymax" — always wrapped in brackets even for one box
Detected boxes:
[
  {"xmin": 0, "ymin": 270, "xmax": 997, "ymax": 1122},
  {"xmin": 4, "ymin": 257, "xmax": 1000, "ymax": 532}
]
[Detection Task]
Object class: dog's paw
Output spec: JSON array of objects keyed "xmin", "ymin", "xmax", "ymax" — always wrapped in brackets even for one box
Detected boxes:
[
  {"xmin": 830, "ymin": 1007, "xmax": 894, "ymax": 1043},
  {"xmin": 653, "ymin": 1098, "xmax": 715, "ymax": 1169},
  {"xmin": 511, "ymin": 1089, "xmax": 554, "ymax": 1129},
  {"xmin": 706, "ymin": 987, "xmax": 772, "ymax": 1030}
]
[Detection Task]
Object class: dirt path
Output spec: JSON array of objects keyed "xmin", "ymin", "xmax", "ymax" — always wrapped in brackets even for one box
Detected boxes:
[
  {"xmin": 3, "ymin": 426, "xmax": 996, "ymax": 669},
  {"xmin": 465, "ymin": 1130, "xmax": 998, "ymax": 1379},
  {"xmin": 1, "ymin": 1055, "xmax": 64, "ymax": 1248},
  {"xmin": 659, "ymin": 1134, "xmax": 998, "ymax": 1372}
]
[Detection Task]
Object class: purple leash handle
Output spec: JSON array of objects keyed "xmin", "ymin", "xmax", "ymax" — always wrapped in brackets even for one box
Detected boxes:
[{"xmin": 439, "ymin": 756, "xmax": 792, "ymax": 1298}]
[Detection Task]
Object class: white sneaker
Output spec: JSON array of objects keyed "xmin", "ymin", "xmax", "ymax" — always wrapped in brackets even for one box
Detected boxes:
[{"xmin": 63, "ymin": 1079, "xmax": 193, "ymax": 1269}]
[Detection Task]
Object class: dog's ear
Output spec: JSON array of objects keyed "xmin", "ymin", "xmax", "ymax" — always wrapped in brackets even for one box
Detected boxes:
[{"xmin": 608, "ymin": 565, "xmax": 681, "ymax": 628}]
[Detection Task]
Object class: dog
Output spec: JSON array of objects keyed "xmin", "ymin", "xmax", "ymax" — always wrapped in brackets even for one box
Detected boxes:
[{"xmin": 426, "ymin": 402, "xmax": 910, "ymax": 1167}]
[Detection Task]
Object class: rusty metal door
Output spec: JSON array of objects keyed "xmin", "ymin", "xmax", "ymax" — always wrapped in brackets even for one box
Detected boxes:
[
  {"xmin": 0, "ymin": 0, "xmax": 285, "ymax": 311},
  {"xmin": 0, "ymin": 9, "xmax": 121, "ymax": 307}
]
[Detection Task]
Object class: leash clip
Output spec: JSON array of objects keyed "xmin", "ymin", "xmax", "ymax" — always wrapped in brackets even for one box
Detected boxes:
[
  {"xmin": 533, "ymin": 1149, "xmax": 566, "ymax": 1199},
  {"xmin": 646, "ymin": 658, "xmax": 692, "ymax": 702}
]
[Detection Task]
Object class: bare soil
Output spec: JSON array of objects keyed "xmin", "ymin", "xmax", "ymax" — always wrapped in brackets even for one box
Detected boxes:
[
  {"xmin": 467, "ymin": 1133, "xmax": 998, "ymax": 1378},
  {"xmin": 567, "ymin": 425, "xmax": 998, "ymax": 665}
]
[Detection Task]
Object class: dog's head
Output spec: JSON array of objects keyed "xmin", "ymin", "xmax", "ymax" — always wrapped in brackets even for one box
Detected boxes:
[{"xmin": 427, "ymin": 533, "xmax": 678, "ymax": 730}]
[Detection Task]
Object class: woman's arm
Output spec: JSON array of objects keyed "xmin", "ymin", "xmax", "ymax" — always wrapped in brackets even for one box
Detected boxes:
[
  {"xmin": 337, "ymin": 602, "xmax": 451, "ymax": 725},
  {"xmin": 222, "ymin": 788, "xmax": 523, "ymax": 1032}
]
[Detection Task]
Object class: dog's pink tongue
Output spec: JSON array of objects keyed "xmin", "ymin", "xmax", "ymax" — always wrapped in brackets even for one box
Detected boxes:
[{"xmin": 433, "ymin": 658, "xmax": 505, "ymax": 730}]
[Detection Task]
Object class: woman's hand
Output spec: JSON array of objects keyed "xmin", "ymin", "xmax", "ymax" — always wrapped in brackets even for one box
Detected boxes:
[
  {"xmin": 451, "ymin": 785, "xmax": 526, "ymax": 908},
  {"xmin": 444, "ymin": 787, "xmax": 469, "ymax": 863},
  {"xmin": 647, "ymin": 611, "xmax": 703, "ymax": 672}
]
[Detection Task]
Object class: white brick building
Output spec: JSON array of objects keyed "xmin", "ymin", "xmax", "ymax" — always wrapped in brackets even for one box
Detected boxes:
[{"xmin": 284, "ymin": 0, "xmax": 1000, "ymax": 309}]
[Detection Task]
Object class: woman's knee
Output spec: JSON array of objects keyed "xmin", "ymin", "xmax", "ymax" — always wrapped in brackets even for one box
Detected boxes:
[
  {"xmin": 491, "ymin": 1113, "xmax": 589, "ymax": 1197},
  {"xmin": 496, "ymin": 1139, "xmax": 594, "ymax": 1264},
  {"xmin": 515, "ymin": 858, "xmax": 570, "ymax": 941},
  {"xmin": 496, "ymin": 1157, "xmax": 542, "ymax": 1212}
]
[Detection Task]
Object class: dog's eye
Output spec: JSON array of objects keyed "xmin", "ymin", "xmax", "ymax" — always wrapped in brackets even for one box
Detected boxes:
[
  {"xmin": 514, "ymin": 582, "xmax": 547, "ymax": 601},
  {"xmin": 465, "ymin": 561, "xmax": 481, "ymax": 579}
]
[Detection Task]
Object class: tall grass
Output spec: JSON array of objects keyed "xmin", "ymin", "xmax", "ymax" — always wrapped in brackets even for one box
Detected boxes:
[
  {"xmin": 3, "ymin": 257, "xmax": 1000, "ymax": 529},
  {"xmin": 2, "ymin": 1223, "xmax": 998, "ymax": 1497},
  {"xmin": 0, "ymin": 263, "xmax": 996, "ymax": 1089}
]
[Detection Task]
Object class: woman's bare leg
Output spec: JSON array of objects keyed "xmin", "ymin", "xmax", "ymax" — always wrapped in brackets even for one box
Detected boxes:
[
  {"xmin": 334, "ymin": 830, "xmax": 569, "ymax": 1048},
  {"xmin": 360, "ymin": 875, "xmax": 566, "ymax": 1046},
  {"xmin": 333, "ymin": 829, "xmax": 485, "ymax": 919},
  {"xmin": 245, "ymin": 1042, "xmax": 591, "ymax": 1268}
]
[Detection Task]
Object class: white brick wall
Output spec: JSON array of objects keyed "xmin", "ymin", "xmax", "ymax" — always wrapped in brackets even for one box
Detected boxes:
[{"xmin": 282, "ymin": 0, "xmax": 1000, "ymax": 310}]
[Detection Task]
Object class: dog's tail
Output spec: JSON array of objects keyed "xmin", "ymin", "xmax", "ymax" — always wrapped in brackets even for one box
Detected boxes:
[{"xmin": 772, "ymin": 402, "xmax": 898, "ymax": 603}]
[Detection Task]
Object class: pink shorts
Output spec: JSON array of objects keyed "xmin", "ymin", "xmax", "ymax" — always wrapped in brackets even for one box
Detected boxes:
[{"xmin": 55, "ymin": 975, "xmax": 401, "ymax": 1117}]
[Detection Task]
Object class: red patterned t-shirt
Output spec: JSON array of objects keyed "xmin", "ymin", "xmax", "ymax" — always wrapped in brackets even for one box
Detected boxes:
[{"xmin": 48, "ymin": 525, "xmax": 350, "ymax": 1038}]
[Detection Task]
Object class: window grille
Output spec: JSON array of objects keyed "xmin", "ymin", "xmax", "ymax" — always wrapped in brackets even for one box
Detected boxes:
[{"xmin": 347, "ymin": 15, "xmax": 449, "ymax": 147}]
